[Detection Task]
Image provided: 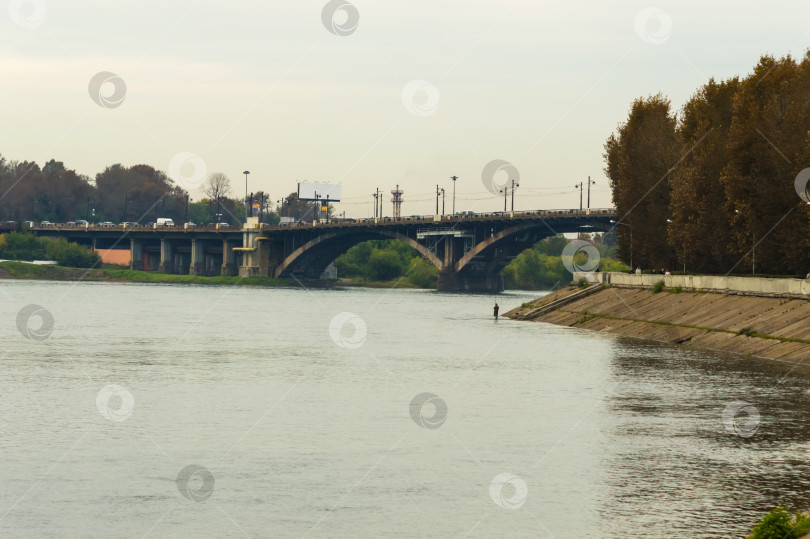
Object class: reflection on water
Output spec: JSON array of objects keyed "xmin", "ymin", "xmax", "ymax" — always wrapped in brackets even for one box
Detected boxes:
[
  {"xmin": 0, "ymin": 281, "xmax": 809, "ymax": 538},
  {"xmin": 602, "ymin": 341, "xmax": 810, "ymax": 537}
]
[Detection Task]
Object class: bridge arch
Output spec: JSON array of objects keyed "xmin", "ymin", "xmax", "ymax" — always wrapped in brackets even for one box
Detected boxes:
[
  {"xmin": 453, "ymin": 222, "xmax": 552, "ymax": 274},
  {"xmin": 273, "ymin": 228, "xmax": 444, "ymax": 279}
]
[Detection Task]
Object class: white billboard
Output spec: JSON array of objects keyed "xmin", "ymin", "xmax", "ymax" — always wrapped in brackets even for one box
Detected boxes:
[{"xmin": 298, "ymin": 182, "xmax": 342, "ymax": 202}]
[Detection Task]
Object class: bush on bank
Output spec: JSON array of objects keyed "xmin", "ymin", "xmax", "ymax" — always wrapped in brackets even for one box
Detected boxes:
[
  {"xmin": 0, "ymin": 231, "xmax": 46, "ymax": 260},
  {"xmin": 334, "ymin": 240, "xmax": 438, "ymax": 287},
  {"xmin": 44, "ymin": 238, "xmax": 100, "ymax": 268},
  {"xmin": 0, "ymin": 232, "xmax": 100, "ymax": 268},
  {"xmin": 749, "ymin": 507, "xmax": 810, "ymax": 539}
]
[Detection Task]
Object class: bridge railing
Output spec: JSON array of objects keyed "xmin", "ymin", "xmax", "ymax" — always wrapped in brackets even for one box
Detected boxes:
[
  {"xmin": 24, "ymin": 208, "xmax": 617, "ymax": 233},
  {"xmin": 27, "ymin": 223, "xmax": 239, "ymax": 233},
  {"xmin": 262, "ymin": 208, "xmax": 616, "ymax": 230}
]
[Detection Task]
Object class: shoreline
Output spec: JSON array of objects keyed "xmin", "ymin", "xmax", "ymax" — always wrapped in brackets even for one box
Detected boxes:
[
  {"xmin": 505, "ymin": 279, "xmax": 810, "ymax": 364},
  {"xmin": 0, "ymin": 261, "xmax": 426, "ymax": 290}
]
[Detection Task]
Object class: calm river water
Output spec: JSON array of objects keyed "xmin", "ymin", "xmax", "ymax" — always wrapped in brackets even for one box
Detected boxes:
[{"xmin": 2, "ymin": 280, "xmax": 810, "ymax": 538}]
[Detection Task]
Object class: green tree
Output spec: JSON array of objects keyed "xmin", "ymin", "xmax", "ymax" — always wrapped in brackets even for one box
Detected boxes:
[
  {"xmin": 604, "ymin": 94, "xmax": 680, "ymax": 270},
  {"xmin": 668, "ymin": 77, "xmax": 740, "ymax": 273},
  {"xmin": 44, "ymin": 238, "xmax": 100, "ymax": 268},
  {"xmin": 0, "ymin": 231, "xmax": 46, "ymax": 260},
  {"xmin": 367, "ymin": 249, "xmax": 406, "ymax": 281},
  {"xmin": 722, "ymin": 53, "xmax": 810, "ymax": 274}
]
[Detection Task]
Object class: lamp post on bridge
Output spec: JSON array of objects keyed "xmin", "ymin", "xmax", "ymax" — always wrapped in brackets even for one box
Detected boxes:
[
  {"xmin": 510, "ymin": 177, "xmax": 519, "ymax": 213},
  {"xmin": 451, "ymin": 175, "xmax": 458, "ymax": 215},
  {"xmin": 243, "ymin": 170, "xmax": 250, "ymax": 222},
  {"xmin": 440, "ymin": 188, "xmax": 445, "ymax": 216},
  {"xmin": 586, "ymin": 176, "xmax": 596, "ymax": 211},
  {"xmin": 575, "ymin": 182, "xmax": 583, "ymax": 211}
]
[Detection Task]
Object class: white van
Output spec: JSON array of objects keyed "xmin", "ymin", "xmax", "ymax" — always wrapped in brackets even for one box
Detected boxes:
[{"xmin": 156, "ymin": 218, "xmax": 175, "ymax": 227}]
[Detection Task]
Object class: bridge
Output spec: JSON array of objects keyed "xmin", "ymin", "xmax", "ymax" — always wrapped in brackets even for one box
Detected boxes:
[{"xmin": 30, "ymin": 208, "xmax": 617, "ymax": 292}]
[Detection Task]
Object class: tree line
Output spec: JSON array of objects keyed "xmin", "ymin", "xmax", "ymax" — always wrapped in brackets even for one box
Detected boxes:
[
  {"xmin": 502, "ymin": 233, "xmax": 628, "ymax": 289},
  {"xmin": 605, "ymin": 52, "xmax": 810, "ymax": 276},
  {"xmin": 0, "ymin": 156, "xmax": 332, "ymax": 226},
  {"xmin": 333, "ymin": 234, "xmax": 628, "ymax": 290},
  {"xmin": 0, "ymin": 232, "xmax": 99, "ymax": 267}
]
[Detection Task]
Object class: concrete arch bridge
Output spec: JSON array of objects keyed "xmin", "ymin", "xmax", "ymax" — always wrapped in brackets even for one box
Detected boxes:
[{"xmin": 32, "ymin": 209, "xmax": 616, "ymax": 292}]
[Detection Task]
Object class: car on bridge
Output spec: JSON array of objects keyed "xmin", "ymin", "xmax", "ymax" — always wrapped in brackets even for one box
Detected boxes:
[{"xmin": 75, "ymin": 220, "xmax": 88, "ymax": 226}]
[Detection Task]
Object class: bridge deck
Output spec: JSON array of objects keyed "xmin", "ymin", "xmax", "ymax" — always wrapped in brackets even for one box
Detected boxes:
[{"xmin": 28, "ymin": 208, "xmax": 615, "ymax": 234}]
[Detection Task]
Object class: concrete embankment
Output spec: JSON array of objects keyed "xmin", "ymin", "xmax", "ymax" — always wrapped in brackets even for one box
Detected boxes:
[{"xmin": 505, "ymin": 273, "xmax": 810, "ymax": 363}]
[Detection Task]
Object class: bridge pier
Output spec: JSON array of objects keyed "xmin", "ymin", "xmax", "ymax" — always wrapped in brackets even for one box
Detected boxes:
[
  {"xmin": 130, "ymin": 238, "xmax": 143, "ymax": 271},
  {"xmin": 158, "ymin": 238, "xmax": 175, "ymax": 274},
  {"xmin": 437, "ymin": 271, "xmax": 504, "ymax": 293},
  {"xmin": 238, "ymin": 219, "xmax": 270, "ymax": 277},
  {"xmin": 221, "ymin": 240, "xmax": 237, "ymax": 276},
  {"xmin": 190, "ymin": 239, "xmax": 206, "ymax": 276}
]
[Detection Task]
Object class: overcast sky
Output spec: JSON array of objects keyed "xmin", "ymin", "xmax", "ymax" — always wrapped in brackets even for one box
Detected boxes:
[{"xmin": 2, "ymin": 0, "xmax": 809, "ymax": 217}]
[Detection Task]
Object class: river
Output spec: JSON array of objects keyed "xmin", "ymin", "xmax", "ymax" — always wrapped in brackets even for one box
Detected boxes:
[{"xmin": 1, "ymin": 280, "xmax": 810, "ymax": 538}]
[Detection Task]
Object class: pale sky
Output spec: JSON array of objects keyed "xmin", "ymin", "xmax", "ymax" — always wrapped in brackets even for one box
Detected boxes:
[{"xmin": 2, "ymin": 0, "xmax": 809, "ymax": 217}]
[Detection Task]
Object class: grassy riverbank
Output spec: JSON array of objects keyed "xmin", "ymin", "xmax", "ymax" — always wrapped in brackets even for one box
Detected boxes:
[
  {"xmin": 0, "ymin": 261, "xmax": 291, "ymax": 287},
  {"xmin": 0, "ymin": 261, "xmax": 426, "ymax": 289}
]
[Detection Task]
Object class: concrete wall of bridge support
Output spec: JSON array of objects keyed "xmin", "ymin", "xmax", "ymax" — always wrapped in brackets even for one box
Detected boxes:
[
  {"xmin": 437, "ymin": 271, "xmax": 504, "ymax": 293},
  {"xmin": 159, "ymin": 238, "xmax": 175, "ymax": 274},
  {"xmin": 130, "ymin": 238, "xmax": 143, "ymax": 271},
  {"xmin": 238, "ymin": 238, "xmax": 273, "ymax": 277},
  {"xmin": 128, "ymin": 237, "xmax": 237, "ymax": 276},
  {"xmin": 221, "ymin": 240, "xmax": 237, "ymax": 276},
  {"xmin": 190, "ymin": 239, "xmax": 205, "ymax": 276},
  {"xmin": 437, "ymin": 235, "xmax": 504, "ymax": 292}
]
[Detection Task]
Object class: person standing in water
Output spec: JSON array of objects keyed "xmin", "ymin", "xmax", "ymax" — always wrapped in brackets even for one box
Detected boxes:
[{"xmin": 493, "ymin": 302, "xmax": 499, "ymax": 320}]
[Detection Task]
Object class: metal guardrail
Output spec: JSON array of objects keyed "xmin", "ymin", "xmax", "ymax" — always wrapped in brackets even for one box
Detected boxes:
[{"xmin": 24, "ymin": 208, "xmax": 617, "ymax": 233}]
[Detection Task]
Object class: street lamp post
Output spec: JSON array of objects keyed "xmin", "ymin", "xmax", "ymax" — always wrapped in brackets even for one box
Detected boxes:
[
  {"xmin": 611, "ymin": 219, "xmax": 633, "ymax": 270},
  {"xmin": 510, "ymin": 178, "xmax": 519, "ymax": 213},
  {"xmin": 575, "ymin": 182, "xmax": 583, "ymax": 211},
  {"xmin": 243, "ymin": 170, "xmax": 250, "ymax": 222},
  {"xmin": 586, "ymin": 177, "xmax": 596, "ymax": 210},
  {"xmin": 451, "ymin": 175, "xmax": 458, "ymax": 215},
  {"xmin": 734, "ymin": 209, "xmax": 755, "ymax": 274},
  {"xmin": 440, "ymin": 188, "xmax": 445, "ymax": 216},
  {"xmin": 666, "ymin": 218, "xmax": 685, "ymax": 273},
  {"xmin": 436, "ymin": 185, "xmax": 440, "ymax": 215}
]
